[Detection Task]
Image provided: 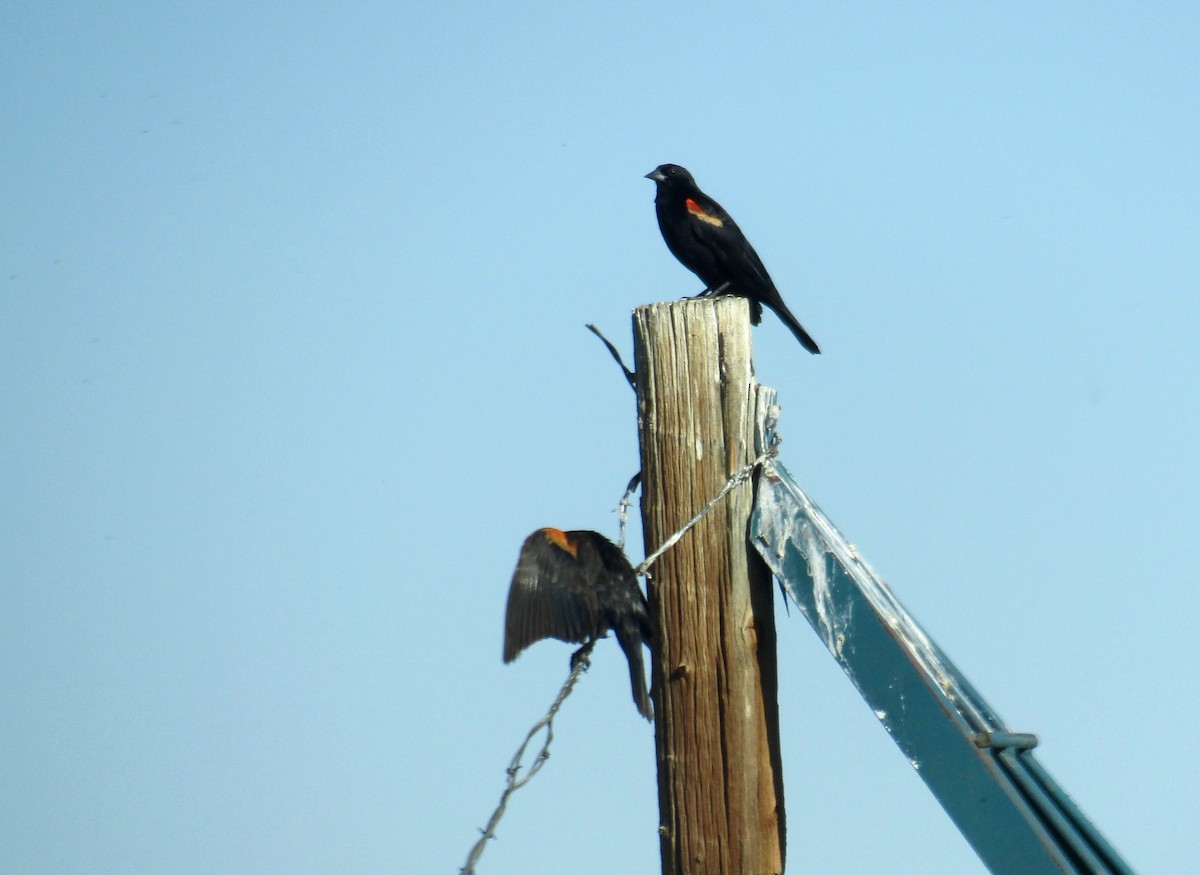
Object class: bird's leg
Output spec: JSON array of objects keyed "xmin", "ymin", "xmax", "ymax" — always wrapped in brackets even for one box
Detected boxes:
[
  {"xmin": 569, "ymin": 639, "xmax": 599, "ymax": 672},
  {"xmin": 688, "ymin": 281, "xmax": 731, "ymax": 300}
]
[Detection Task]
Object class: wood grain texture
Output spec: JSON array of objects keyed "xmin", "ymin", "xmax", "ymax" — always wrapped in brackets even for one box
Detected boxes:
[{"xmin": 634, "ymin": 298, "xmax": 784, "ymax": 875}]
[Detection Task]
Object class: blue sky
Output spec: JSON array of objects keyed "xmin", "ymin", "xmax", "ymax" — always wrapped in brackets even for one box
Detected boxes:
[{"xmin": 2, "ymin": 3, "xmax": 1197, "ymax": 873}]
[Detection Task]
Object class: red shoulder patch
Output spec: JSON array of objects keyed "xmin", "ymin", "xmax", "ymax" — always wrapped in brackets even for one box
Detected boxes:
[
  {"xmin": 686, "ymin": 198, "xmax": 724, "ymax": 227},
  {"xmin": 541, "ymin": 527, "xmax": 579, "ymax": 557}
]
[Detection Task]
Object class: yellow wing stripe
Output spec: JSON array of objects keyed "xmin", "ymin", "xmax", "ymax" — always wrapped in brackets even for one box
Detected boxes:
[{"xmin": 686, "ymin": 198, "xmax": 724, "ymax": 227}]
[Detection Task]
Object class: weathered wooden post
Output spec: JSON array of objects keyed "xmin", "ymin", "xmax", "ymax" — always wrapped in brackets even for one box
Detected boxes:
[{"xmin": 633, "ymin": 297, "xmax": 786, "ymax": 875}]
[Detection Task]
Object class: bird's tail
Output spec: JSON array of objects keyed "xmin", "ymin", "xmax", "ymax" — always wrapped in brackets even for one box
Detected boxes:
[
  {"xmin": 770, "ymin": 300, "xmax": 821, "ymax": 354},
  {"xmin": 616, "ymin": 626, "xmax": 653, "ymax": 721}
]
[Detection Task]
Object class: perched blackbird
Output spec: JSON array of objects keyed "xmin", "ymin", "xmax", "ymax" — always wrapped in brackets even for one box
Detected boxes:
[
  {"xmin": 503, "ymin": 528, "xmax": 654, "ymax": 721},
  {"xmin": 646, "ymin": 163, "xmax": 821, "ymax": 354}
]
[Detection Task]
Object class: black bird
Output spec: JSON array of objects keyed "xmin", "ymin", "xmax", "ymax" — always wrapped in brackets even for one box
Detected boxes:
[
  {"xmin": 646, "ymin": 163, "xmax": 821, "ymax": 354},
  {"xmin": 503, "ymin": 528, "xmax": 654, "ymax": 720}
]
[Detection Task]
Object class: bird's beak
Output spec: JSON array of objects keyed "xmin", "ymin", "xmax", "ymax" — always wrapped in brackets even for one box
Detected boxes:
[{"xmin": 645, "ymin": 168, "xmax": 665, "ymax": 182}]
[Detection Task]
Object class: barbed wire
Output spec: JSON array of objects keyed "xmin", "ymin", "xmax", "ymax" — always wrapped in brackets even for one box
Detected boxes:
[
  {"xmin": 459, "ymin": 642, "xmax": 595, "ymax": 875},
  {"xmin": 633, "ymin": 441, "xmax": 778, "ymax": 579},
  {"xmin": 615, "ymin": 471, "xmax": 640, "ymax": 551},
  {"xmin": 460, "ymin": 437, "xmax": 778, "ymax": 874}
]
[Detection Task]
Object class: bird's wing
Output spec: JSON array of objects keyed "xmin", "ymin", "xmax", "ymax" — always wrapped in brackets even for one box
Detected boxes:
[
  {"xmin": 688, "ymin": 198, "xmax": 774, "ymax": 289},
  {"xmin": 502, "ymin": 529, "xmax": 601, "ymax": 662},
  {"xmin": 580, "ymin": 535, "xmax": 652, "ymax": 637},
  {"xmin": 575, "ymin": 534, "xmax": 655, "ymax": 721}
]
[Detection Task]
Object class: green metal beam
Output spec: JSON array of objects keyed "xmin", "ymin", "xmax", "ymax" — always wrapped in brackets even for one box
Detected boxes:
[{"xmin": 750, "ymin": 454, "xmax": 1134, "ymax": 874}]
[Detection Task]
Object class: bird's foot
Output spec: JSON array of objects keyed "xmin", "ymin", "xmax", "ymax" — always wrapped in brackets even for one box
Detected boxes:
[
  {"xmin": 569, "ymin": 641, "xmax": 598, "ymax": 672},
  {"xmin": 686, "ymin": 281, "xmax": 731, "ymax": 301}
]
